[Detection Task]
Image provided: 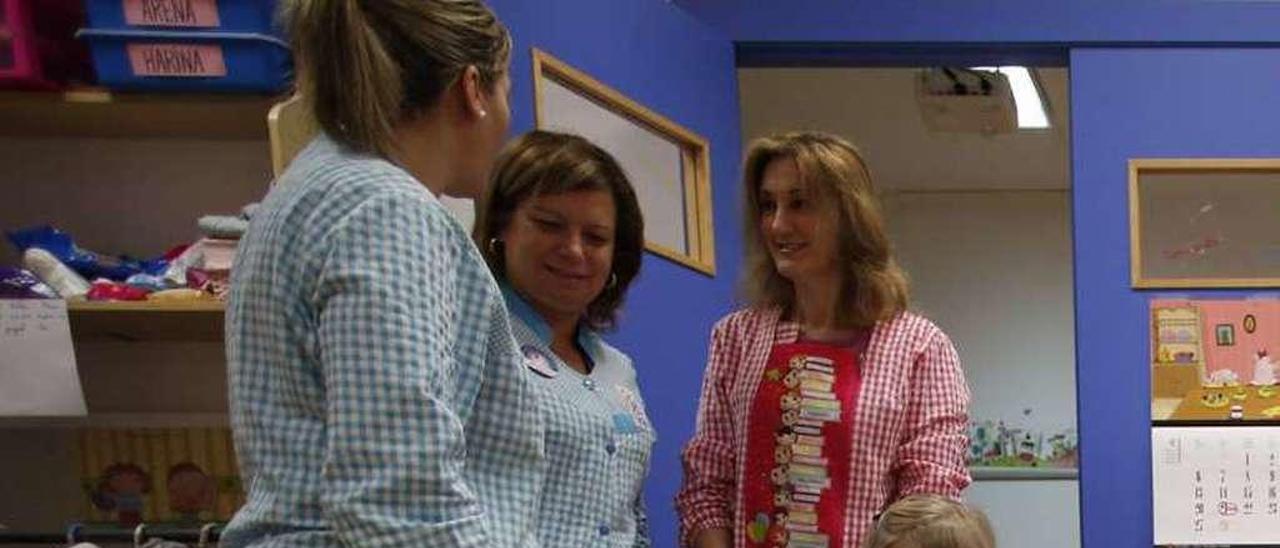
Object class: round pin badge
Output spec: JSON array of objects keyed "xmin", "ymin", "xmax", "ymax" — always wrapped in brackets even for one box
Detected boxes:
[{"xmin": 521, "ymin": 345, "xmax": 558, "ymax": 378}]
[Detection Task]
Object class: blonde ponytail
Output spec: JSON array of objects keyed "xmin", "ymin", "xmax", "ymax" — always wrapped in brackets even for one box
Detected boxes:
[{"xmin": 284, "ymin": 0, "xmax": 511, "ymax": 158}]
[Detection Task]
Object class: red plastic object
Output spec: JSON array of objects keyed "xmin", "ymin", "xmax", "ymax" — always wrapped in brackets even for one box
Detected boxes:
[
  {"xmin": 0, "ymin": 0, "xmax": 93, "ymax": 90},
  {"xmin": 87, "ymin": 279, "xmax": 149, "ymax": 301}
]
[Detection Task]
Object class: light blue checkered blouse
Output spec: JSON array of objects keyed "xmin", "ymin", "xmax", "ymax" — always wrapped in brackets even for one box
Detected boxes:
[
  {"xmin": 222, "ymin": 134, "xmax": 545, "ymax": 547},
  {"xmin": 501, "ymin": 285, "xmax": 655, "ymax": 547}
]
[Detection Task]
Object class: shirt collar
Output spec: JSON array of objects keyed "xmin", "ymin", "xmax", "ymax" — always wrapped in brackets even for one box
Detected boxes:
[{"xmin": 500, "ymin": 282, "xmax": 607, "ymax": 367}]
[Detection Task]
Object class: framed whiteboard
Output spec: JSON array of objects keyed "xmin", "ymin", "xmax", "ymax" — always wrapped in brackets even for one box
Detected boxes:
[
  {"xmin": 1152, "ymin": 425, "xmax": 1280, "ymax": 545},
  {"xmin": 1130, "ymin": 159, "xmax": 1280, "ymax": 288},
  {"xmin": 532, "ymin": 49, "xmax": 716, "ymax": 276}
]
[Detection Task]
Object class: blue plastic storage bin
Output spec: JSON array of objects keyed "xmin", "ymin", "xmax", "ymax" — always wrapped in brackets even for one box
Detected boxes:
[
  {"xmin": 85, "ymin": 0, "xmax": 278, "ymax": 34},
  {"xmin": 78, "ymin": 28, "xmax": 290, "ymax": 92}
]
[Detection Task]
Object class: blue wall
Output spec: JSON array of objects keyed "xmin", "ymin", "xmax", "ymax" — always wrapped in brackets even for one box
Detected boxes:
[
  {"xmin": 1071, "ymin": 48, "xmax": 1280, "ymax": 546},
  {"xmin": 488, "ymin": 2, "xmax": 1280, "ymax": 546},
  {"xmin": 486, "ymin": 1, "xmax": 743, "ymax": 545}
]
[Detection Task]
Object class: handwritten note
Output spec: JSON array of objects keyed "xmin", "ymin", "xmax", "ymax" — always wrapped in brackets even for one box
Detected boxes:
[
  {"xmin": 1153, "ymin": 426, "xmax": 1280, "ymax": 545},
  {"xmin": 0, "ymin": 299, "xmax": 86, "ymax": 416}
]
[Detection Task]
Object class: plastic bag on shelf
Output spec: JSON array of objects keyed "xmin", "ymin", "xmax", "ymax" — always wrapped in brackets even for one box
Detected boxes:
[
  {"xmin": 6, "ymin": 225, "xmax": 168, "ymax": 281},
  {"xmin": 0, "ymin": 267, "xmax": 58, "ymax": 298}
]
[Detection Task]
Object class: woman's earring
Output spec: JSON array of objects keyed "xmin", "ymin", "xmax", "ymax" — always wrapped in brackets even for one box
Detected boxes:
[
  {"xmin": 608, "ymin": 272, "xmax": 618, "ymax": 289},
  {"xmin": 487, "ymin": 238, "xmax": 502, "ymax": 255},
  {"xmin": 479, "ymin": 109, "xmax": 488, "ymax": 118}
]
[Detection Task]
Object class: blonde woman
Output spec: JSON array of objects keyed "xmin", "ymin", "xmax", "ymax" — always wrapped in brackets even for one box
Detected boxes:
[
  {"xmin": 224, "ymin": 1, "xmax": 542, "ymax": 545},
  {"xmin": 677, "ymin": 132, "xmax": 972, "ymax": 548}
]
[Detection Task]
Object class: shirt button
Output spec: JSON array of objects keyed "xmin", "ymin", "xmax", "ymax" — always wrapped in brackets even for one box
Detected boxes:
[
  {"xmin": 606, "ymin": 441, "xmax": 617, "ymax": 455},
  {"xmin": 598, "ymin": 524, "xmax": 611, "ymax": 536},
  {"xmin": 583, "ymin": 378, "xmax": 596, "ymax": 391}
]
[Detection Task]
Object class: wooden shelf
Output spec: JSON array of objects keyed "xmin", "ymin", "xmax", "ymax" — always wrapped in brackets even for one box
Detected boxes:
[
  {"xmin": 0, "ymin": 412, "xmax": 228, "ymax": 429},
  {"xmin": 0, "ymin": 88, "xmax": 281, "ymax": 140},
  {"xmin": 68, "ymin": 299, "xmax": 225, "ymax": 342}
]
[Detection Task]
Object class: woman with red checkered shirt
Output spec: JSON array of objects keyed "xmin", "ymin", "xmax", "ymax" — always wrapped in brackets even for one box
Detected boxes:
[{"xmin": 676, "ymin": 132, "xmax": 972, "ymax": 548}]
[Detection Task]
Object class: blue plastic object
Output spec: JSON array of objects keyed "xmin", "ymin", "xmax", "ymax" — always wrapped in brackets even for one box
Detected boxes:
[
  {"xmin": 84, "ymin": 0, "xmax": 279, "ymax": 34},
  {"xmin": 77, "ymin": 28, "xmax": 290, "ymax": 92}
]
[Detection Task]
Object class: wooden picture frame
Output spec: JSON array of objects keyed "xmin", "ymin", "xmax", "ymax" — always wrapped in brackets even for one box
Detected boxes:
[
  {"xmin": 1130, "ymin": 159, "xmax": 1280, "ymax": 288},
  {"xmin": 532, "ymin": 48, "xmax": 716, "ymax": 276}
]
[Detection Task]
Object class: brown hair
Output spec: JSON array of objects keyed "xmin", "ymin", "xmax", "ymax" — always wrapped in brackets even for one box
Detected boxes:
[
  {"xmin": 284, "ymin": 0, "xmax": 511, "ymax": 158},
  {"xmin": 864, "ymin": 495, "xmax": 996, "ymax": 548},
  {"xmin": 740, "ymin": 131, "xmax": 909, "ymax": 328},
  {"xmin": 475, "ymin": 131, "xmax": 644, "ymax": 330}
]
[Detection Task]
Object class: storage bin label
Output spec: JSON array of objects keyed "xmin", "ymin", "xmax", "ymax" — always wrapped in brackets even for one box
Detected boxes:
[
  {"xmin": 123, "ymin": 0, "xmax": 221, "ymax": 28},
  {"xmin": 127, "ymin": 43, "xmax": 227, "ymax": 77}
]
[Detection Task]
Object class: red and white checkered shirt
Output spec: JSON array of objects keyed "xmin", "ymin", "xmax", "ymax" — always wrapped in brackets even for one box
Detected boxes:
[{"xmin": 676, "ymin": 307, "xmax": 972, "ymax": 547}]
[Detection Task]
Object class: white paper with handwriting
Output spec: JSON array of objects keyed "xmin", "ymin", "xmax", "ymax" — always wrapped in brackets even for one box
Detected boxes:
[{"xmin": 0, "ymin": 299, "xmax": 86, "ymax": 416}]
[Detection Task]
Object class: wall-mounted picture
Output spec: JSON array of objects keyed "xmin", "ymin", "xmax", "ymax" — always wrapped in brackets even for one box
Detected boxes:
[
  {"xmin": 1244, "ymin": 314, "xmax": 1257, "ymax": 334},
  {"xmin": 532, "ymin": 48, "xmax": 716, "ymax": 275},
  {"xmin": 1215, "ymin": 324, "xmax": 1235, "ymax": 346},
  {"xmin": 1150, "ymin": 298, "xmax": 1280, "ymax": 423},
  {"xmin": 1130, "ymin": 159, "xmax": 1280, "ymax": 288}
]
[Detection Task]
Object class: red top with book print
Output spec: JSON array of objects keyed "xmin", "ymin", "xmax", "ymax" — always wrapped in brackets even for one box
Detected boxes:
[{"xmin": 741, "ymin": 340, "xmax": 864, "ymax": 548}]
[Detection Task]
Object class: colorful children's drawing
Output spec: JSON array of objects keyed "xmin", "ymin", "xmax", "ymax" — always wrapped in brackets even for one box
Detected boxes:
[
  {"xmin": 167, "ymin": 462, "xmax": 217, "ymax": 523},
  {"xmin": 77, "ymin": 427, "xmax": 244, "ymax": 525},
  {"xmin": 90, "ymin": 462, "xmax": 151, "ymax": 527},
  {"xmin": 967, "ymin": 420, "xmax": 1077, "ymax": 469}
]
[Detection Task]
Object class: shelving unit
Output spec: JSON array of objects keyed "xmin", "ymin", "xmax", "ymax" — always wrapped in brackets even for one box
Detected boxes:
[
  {"xmin": 0, "ymin": 86, "xmax": 274, "ymax": 531},
  {"xmin": 0, "ymin": 88, "xmax": 279, "ymax": 139}
]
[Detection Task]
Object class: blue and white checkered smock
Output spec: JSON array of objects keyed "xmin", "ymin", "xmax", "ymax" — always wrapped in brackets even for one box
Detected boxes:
[
  {"xmin": 501, "ymin": 285, "xmax": 655, "ymax": 547},
  {"xmin": 222, "ymin": 134, "xmax": 545, "ymax": 547}
]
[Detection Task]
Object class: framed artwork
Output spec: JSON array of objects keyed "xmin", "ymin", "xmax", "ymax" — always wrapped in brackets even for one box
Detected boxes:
[
  {"xmin": 1214, "ymin": 324, "xmax": 1235, "ymax": 347},
  {"xmin": 1244, "ymin": 314, "xmax": 1257, "ymax": 334},
  {"xmin": 1130, "ymin": 158, "xmax": 1280, "ymax": 288},
  {"xmin": 532, "ymin": 48, "xmax": 716, "ymax": 276}
]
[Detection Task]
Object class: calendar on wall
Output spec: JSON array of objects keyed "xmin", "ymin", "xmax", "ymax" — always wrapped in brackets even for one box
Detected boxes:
[{"xmin": 1153, "ymin": 426, "xmax": 1280, "ymax": 545}]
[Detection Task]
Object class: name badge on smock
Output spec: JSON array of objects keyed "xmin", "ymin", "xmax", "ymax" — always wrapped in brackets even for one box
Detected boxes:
[{"xmin": 521, "ymin": 345, "xmax": 558, "ymax": 378}]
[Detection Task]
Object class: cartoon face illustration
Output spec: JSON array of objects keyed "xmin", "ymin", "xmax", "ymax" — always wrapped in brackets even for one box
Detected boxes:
[
  {"xmin": 771, "ymin": 465, "xmax": 789, "ymax": 485},
  {"xmin": 774, "ymin": 490, "xmax": 791, "ymax": 506},
  {"xmin": 775, "ymin": 444, "xmax": 792, "ymax": 463},
  {"xmin": 789, "ymin": 356, "xmax": 807, "ymax": 370},
  {"xmin": 782, "ymin": 409, "xmax": 800, "ymax": 426},
  {"xmin": 90, "ymin": 462, "xmax": 151, "ymax": 526},
  {"xmin": 781, "ymin": 392, "xmax": 802, "ymax": 411},
  {"xmin": 784, "ymin": 369, "xmax": 801, "ymax": 388},
  {"xmin": 167, "ymin": 462, "xmax": 217, "ymax": 519},
  {"xmin": 776, "ymin": 428, "xmax": 797, "ymax": 446}
]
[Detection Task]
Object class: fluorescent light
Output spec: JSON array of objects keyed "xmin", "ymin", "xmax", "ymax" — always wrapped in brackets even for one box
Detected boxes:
[{"xmin": 971, "ymin": 66, "xmax": 1050, "ymax": 129}]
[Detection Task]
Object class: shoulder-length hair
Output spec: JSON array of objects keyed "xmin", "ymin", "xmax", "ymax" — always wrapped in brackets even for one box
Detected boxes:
[{"xmin": 740, "ymin": 131, "xmax": 909, "ymax": 327}]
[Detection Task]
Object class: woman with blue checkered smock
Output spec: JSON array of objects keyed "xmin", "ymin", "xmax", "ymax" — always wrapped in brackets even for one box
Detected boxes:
[
  {"xmin": 475, "ymin": 131, "xmax": 655, "ymax": 547},
  {"xmin": 223, "ymin": 2, "xmax": 545, "ymax": 546}
]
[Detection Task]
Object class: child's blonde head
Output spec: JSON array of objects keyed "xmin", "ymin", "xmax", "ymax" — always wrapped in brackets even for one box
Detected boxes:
[{"xmin": 864, "ymin": 494, "xmax": 995, "ymax": 548}]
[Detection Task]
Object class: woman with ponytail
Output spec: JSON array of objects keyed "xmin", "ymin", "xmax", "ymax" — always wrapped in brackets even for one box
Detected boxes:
[{"xmin": 223, "ymin": 1, "xmax": 543, "ymax": 546}]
